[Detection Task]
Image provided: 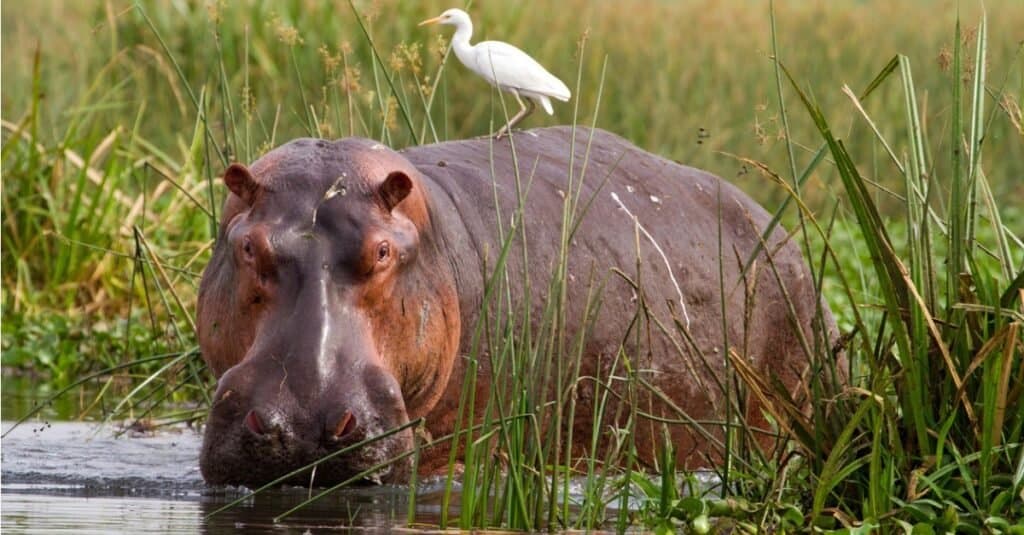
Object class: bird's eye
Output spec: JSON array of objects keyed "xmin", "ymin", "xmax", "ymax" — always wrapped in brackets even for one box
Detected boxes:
[{"xmin": 376, "ymin": 241, "xmax": 391, "ymax": 263}]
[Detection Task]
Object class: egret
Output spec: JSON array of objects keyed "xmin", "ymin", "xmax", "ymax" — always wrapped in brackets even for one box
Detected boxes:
[{"xmin": 419, "ymin": 8, "xmax": 571, "ymax": 139}]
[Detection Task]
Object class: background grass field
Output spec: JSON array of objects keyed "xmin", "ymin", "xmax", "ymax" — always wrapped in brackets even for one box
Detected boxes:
[
  {"xmin": 3, "ymin": 0, "xmax": 1022, "ymax": 324},
  {"xmin": 2, "ymin": 0, "xmax": 1022, "ymax": 531}
]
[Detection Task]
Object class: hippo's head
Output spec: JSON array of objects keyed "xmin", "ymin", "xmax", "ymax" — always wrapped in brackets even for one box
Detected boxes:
[{"xmin": 196, "ymin": 138, "xmax": 460, "ymax": 487}]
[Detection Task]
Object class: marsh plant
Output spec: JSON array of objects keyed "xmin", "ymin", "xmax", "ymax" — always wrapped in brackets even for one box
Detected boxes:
[{"xmin": 2, "ymin": 0, "xmax": 1022, "ymax": 531}]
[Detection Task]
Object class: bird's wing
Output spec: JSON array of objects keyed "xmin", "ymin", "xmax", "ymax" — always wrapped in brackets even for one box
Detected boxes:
[{"xmin": 470, "ymin": 41, "xmax": 571, "ymax": 101}]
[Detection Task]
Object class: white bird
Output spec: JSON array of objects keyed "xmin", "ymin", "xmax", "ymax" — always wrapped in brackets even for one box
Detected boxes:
[{"xmin": 419, "ymin": 8, "xmax": 571, "ymax": 139}]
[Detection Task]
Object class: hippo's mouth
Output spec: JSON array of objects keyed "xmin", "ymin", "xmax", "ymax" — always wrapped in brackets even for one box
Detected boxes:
[{"xmin": 200, "ymin": 419, "xmax": 414, "ymax": 488}]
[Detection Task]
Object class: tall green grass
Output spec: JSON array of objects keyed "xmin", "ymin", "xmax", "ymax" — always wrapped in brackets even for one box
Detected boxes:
[
  {"xmin": 750, "ymin": 5, "xmax": 1023, "ymax": 531},
  {"xmin": 2, "ymin": 0, "xmax": 1022, "ymax": 531}
]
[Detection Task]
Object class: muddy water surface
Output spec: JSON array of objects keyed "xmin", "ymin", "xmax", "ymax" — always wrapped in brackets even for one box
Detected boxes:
[{"xmin": 1, "ymin": 421, "xmax": 437, "ymax": 533}]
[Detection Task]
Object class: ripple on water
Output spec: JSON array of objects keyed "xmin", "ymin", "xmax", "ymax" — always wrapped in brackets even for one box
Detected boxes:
[
  {"xmin": 1, "ymin": 421, "xmax": 712, "ymax": 532},
  {"xmin": 1, "ymin": 421, "xmax": 418, "ymax": 533},
  {"xmin": 2, "ymin": 421, "xmax": 205, "ymax": 495}
]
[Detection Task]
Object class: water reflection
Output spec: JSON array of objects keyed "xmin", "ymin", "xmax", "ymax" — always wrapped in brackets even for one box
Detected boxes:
[
  {"xmin": 1, "ymin": 419, "xmax": 664, "ymax": 532},
  {"xmin": 1, "ymin": 375, "xmax": 100, "ymax": 421},
  {"xmin": 3, "ymin": 493, "xmax": 204, "ymax": 535},
  {"xmin": 201, "ymin": 484, "xmax": 421, "ymax": 533},
  {"xmin": 0, "ymin": 421, "xmax": 431, "ymax": 533}
]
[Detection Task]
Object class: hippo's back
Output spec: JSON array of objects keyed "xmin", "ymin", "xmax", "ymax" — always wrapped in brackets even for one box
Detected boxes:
[{"xmin": 404, "ymin": 126, "xmax": 836, "ymax": 466}]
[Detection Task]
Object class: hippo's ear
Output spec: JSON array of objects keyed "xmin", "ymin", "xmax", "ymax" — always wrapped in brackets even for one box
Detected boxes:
[
  {"xmin": 379, "ymin": 171, "xmax": 413, "ymax": 212},
  {"xmin": 224, "ymin": 163, "xmax": 261, "ymax": 206}
]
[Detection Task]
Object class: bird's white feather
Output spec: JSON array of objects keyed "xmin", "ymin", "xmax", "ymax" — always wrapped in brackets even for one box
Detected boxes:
[
  {"xmin": 537, "ymin": 96, "xmax": 554, "ymax": 115},
  {"xmin": 466, "ymin": 41, "xmax": 571, "ymax": 103}
]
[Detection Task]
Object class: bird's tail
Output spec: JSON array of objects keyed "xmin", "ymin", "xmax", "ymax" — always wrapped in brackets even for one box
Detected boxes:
[{"xmin": 539, "ymin": 96, "xmax": 554, "ymax": 115}]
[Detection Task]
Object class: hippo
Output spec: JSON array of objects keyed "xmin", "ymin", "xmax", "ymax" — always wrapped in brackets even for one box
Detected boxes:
[{"xmin": 196, "ymin": 126, "xmax": 839, "ymax": 487}]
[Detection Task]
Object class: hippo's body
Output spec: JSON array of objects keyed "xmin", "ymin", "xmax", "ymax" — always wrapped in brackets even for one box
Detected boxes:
[{"xmin": 197, "ymin": 127, "xmax": 837, "ymax": 487}]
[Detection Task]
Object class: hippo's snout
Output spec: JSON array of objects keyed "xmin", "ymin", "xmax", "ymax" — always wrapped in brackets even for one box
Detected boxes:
[
  {"xmin": 200, "ymin": 359, "xmax": 414, "ymax": 487},
  {"xmin": 240, "ymin": 407, "xmax": 357, "ymax": 445},
  {"xmin": 325, "ymin": 409, "xmax": 358, "ymax": 442}
]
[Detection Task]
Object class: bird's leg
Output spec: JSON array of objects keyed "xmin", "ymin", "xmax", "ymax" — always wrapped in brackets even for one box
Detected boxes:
[
  {"xmin": 495, "ymin": 93, "xmax": 534, "ymax": 139},
  {"xmin": 510, "ymin": 96, "xmax": 535, "ymax": 130}
]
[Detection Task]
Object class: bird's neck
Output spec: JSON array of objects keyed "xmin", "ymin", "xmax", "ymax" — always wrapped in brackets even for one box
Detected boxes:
[{"xmin": 450, "ymin": 21, "xmax": 474, "ymax": 57}]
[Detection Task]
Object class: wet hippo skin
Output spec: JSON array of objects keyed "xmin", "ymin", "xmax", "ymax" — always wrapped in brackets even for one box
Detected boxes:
[{"xmin": 196, "ymin": 126, "xmax": 839, "ymax": 487}]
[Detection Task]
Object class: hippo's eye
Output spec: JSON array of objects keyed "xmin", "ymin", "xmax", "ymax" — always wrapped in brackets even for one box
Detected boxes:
[{"xmin": 376, "ymin": 241, "xmax": 391, "ymax": 263}]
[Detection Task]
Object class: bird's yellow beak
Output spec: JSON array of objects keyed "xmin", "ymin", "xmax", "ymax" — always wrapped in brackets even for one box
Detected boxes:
[{"xmin": 418, "ymin": 16, "xmax": 442, "ymax": 27}]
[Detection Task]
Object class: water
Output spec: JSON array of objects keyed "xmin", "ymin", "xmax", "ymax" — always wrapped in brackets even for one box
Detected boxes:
[
  {"xmin": 0, "ymin": 379, "xmax": 711, "ymax": 532},
  {"xmin": 0, "ymin": 375, "xmax": 97, "ymax": 421},
  {"xmin": 1, "ymin": 421, "xmax": 433, "ymax": 533}
]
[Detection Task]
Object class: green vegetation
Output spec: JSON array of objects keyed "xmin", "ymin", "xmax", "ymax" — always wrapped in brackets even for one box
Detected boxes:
[{"xmin": 2, "ymin": 0, "xmax": 1022, "ymax": 532}]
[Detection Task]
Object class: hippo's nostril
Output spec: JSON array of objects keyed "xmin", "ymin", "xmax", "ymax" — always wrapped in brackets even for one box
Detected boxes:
[
  {"xmin": 244, "ymin": 409, "xmax": 267, "ymax": 436},
  {"xmin": 331, "ymin": 411, "xmax": 357, "ymax": 441}
]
